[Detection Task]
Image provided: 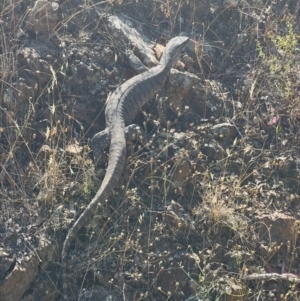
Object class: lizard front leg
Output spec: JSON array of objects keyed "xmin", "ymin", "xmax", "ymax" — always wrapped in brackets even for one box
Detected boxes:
[{"xmin": 90, "ymin": 128, "xmax": 110, "ymax": 166}]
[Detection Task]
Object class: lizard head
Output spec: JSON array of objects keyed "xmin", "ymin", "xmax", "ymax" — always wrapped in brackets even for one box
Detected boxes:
[{"xmin": 159, "ymin": 36, "xmax": 190, "ymax": 69}]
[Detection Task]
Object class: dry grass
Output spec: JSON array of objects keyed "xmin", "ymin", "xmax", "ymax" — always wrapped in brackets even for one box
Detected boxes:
[{"xmin": 0, "ymin": 0, "xmax": 300, "ymax": 300}]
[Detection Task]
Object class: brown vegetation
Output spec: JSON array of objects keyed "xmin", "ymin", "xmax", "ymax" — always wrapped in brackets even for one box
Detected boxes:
[{"xmin": 0, "ymin": 0, "xmax": 300, "ymax": 300}]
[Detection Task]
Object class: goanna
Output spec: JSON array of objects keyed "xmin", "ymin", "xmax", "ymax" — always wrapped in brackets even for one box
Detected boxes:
[{"xmin": 61, "ymin": 36, "xmax": 190, "ymax": 300}]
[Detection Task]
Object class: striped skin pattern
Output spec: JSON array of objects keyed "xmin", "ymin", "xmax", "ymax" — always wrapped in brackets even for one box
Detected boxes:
[{"xmin": 61, "ymin": 36, "xmax": 190, "ymax": 300}]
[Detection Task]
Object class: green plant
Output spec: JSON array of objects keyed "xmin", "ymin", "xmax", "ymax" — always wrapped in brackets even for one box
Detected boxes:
[{"xmin": 256, "ymin": 15, "xmax": 299, "ymax": 102}]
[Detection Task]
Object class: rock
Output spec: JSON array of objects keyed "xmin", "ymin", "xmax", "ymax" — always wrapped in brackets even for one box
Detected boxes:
[
  {"xmin": 172, "ymin": 132, "xmax": 193, "ymax": 148},
  {"xmin": 211, "ymin": 123, "xmax": 237, "ymax": 147},
  {"xmin": 16, "ymin": 78, "xmax": 38, "ymax": 100},
  {"xmin": 138, "ymin": 249, "xmax": 200, "ymax": 301},
  {"xmin": 125, "ymin": 49, "xmax": 148, "ymax": 73},
  {"xmin": 169, "ymin": 157, "xmax": 192, "ymax": 190},
  {"xmin": 257, "ymin": 213, "xmax": 299, "ymax": 257},
  {"xmin": 29, "ymin": 274, "xmax": 58, "ymax": 301},
  {"xmin": 223, "ymin": 0, "xmax": 239, "ymax": 8},
  {"xmin": 0, "ymin": 248, "xmax": 14, "ymax": 281},
  {"xmin": 183, "ymin": 0, "xmax": 210, "ymax": 24},
  {"xmin": 17, "ymin": 39, "xmax": 60, "ymax": 88},
  {"xmin": 0, "ymin": 231, "xmax": 55, "ymax": 301},
  {"xmin": 200, "ymin": 139, "xmax": 225, "ymax": 160},
  {"xmin": 165, "ymin": 70, "xmax": 200, "ymax": 112},
  {"xmin": 106, "ymin": 14, "xmax": 158, "ymax": 67},
  {"xmin": 26, "ymin": 0, "xmax": 59, "ymax": 38},
  {"xmin": 194, "ymin": 38, "xmax": 221, "ymax": 74},
  {"xmin": 158, "ymin": 71, "xmax": 201, "ymax": 126},
  {"xmin": 185, "ymin": 79, "xmax": 234, "ymax": 120},
  {"xmin": 165, "ymin": 200, "xmax": 192, "ymax": 228},
  {"xmin": 0, "ymin": 254, "xmax": 39, "ymax": 301}
]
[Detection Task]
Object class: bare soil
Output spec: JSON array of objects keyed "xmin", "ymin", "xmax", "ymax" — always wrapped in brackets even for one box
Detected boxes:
[{"xmin": 0, "ymin": 1, "xmax": 300, "ymax": 300}]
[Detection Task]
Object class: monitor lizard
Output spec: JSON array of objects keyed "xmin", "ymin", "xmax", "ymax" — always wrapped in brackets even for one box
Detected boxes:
[{"xmin": 61, "ymin": 35, "xmax": 190, "ymax": 300}]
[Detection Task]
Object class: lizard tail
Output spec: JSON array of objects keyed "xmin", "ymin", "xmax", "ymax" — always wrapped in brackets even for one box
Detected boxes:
[{"xmin": 61, "ymin": 131, "xmax": 126, "ymax": 300}]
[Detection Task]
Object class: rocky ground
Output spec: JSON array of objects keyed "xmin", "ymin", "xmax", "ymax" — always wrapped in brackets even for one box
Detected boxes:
[{"xmin": 0, "ymin": 0, "xmax": 300, "ymax": 300}]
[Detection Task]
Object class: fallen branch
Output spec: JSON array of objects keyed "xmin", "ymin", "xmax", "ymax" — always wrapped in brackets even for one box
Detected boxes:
[{"xmin": 243, "ymin": 273, "xmax": 300, "ymax": 283}]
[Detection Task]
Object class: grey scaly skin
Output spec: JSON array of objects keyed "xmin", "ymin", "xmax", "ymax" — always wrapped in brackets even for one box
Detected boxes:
[{"xmin": 61, "ymin": 36, "xmax": 190, "ymax": 300}]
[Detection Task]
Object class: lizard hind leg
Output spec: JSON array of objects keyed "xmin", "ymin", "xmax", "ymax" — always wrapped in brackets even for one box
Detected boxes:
[
  {"xmin": 91, "ymin": 125, "xmax": 147, "ymax": 167},
  {"xmin": 90, "ymin": 128, "xmax": 110, "ymax": 166}
]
